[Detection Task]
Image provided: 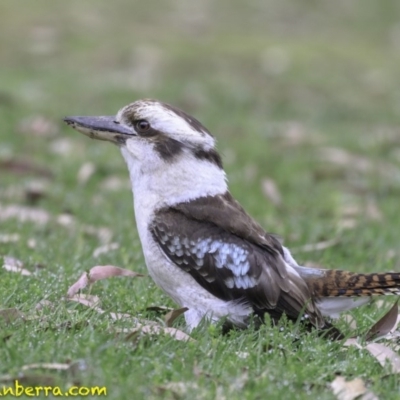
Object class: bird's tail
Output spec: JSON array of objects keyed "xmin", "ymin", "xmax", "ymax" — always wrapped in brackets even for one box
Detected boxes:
[
  {"xmin": 295, "ymin": 266, "xmax": 400, "ymax": 317},
  {"xmin": 306, "ymin": 269, "xmax": 400, "ymax": 297}
]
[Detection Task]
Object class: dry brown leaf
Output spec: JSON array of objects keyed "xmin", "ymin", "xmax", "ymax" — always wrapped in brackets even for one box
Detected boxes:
[
  {"xmin": 2, "ymin": 264, "xmax": 31, "ymax": 276},
  {"xmin": 92, "ymin": 242, "xmax": 119, "ymax": 258},
  {"xmin": 56, "ymin": 212, "xmax": 75, "ymax": 228},
  {"xmin": 27, "ymin": 238, "xmax": 37, "ymax": 249},
  {"xmin": 337, "ymin": 197, "xmax": 361, "ymax": 230},
  {"xmin": 49, "ymin": 138, "xmax": 74, "ymax": 156},
  {"xmin": 35, "ymin": 299, "xmax": 54, "ymax": 311},
  {"xmin": 261, "ymin": 178, "xmax": 282, "ymax": 206},
  {"xmin": 229, "ymin": 371, "xmax": 249, "ymax": 392},
  {"xmin": 68, "ymin": 294, "xmax": 101, "ymax": 308},
  {"xmin": 337, "ymin": 218, "xmax": 358, "ymax": 231},
  {"xmin": 56, "ymin": 214, "xmax": 113, "ymax": 244},
  {"xmin": 366, "ymin": 300, "xmax": 399, "ymax": 340},
  {"xmin": 158, "ymin": 382, "xmax": 199, "ymax": 396},
  {"xmin": 114, "ymin": 319, "xmax": 158, "ymax": 333},
  {"xmin": 302, "ymin": 261, "xmax": 325, "ymax": 269},
  {"xmin": 0, "ymin": 159, "xmax": 53, "ymax": 178},
  {"xmin": 0, "ymin": 373, "xmax": 56, "ymax": 386},
  {"xmin": 335, "ymin": 194, "xmax": 383, "ymax": 231},
  {"xmin": 21, "ymin": 363, "xmax": 70, "ymax": 371},
  {"xmin": 346, "ymin": 338, "xmax": 400, "ymax": 374},
  {"xmin": 342, "ymin": 314, "xmax": 358, "ymax": 330},
  {"xmin": 125, "ymin": 325, "xmax": 193, "ymax": 342},
  {"xmin": 0, "ymin": 203, "xmax": 50, "ymax": 225},
  {"xmin": 84, "ymin": 226, "xmax": 113, "ymax": 245},
  {"xmin": 24, "ymin": 180, "xmax": 49, "ymax": 204},
  {"xmin": 17, "ymin": 115, "xmax": 58, "ymax": 138},
  {"xmin": 340, "ymin": 204, "xmax": 360, "ymax": 218},
  {"xmin": 77, "ymin": 162, "xmax": 96, "ymax": 185},
  {"xmin": 365, "ymin": 199, "xmax": 383, "ymax": 221},
  {"xmin": 68, "ymin": 295, "xmax": 107, "ymax": 318},
  {"xmin": 146, "ymin": 306, "xmax": 174, "ymax": 313},
  {"xmin": 20, "ymin": 361, "xmax": 88, "ymax": 380},
  {"xmin": 293, "ymin": 238, "xmax": 340, "ymax": 253},
  {"xmin": 146, "ymin": 326, "xmax": 192, "ymax": 342},
  {"xmin": 364, "ymin": 343, "xmax": 400, "ymax": 373},
  {"xmin": 164, "ymin": 307, "xmax": 188, "ymax": 327},
  {"xmin": 67, "ymin": 295, "xmax": 141, "ymax": 325},
  {"xmin": 374, "ymin": 299, "xmax": 386, "ymax": 309},
  {"xmin": 0, "ymin": 233, "xmax": 20, "ymax": 243},
  {"xmin": 0, "ymin": 204, "xmax": 110, "ymax": 245},
  {"xmin": 379, "ymin": 314, "xmax": 400, "ymax": 343},
  {"xmin": 280, "ymin": 121, "xmax": 310, "ymax": 147},
  {"xmin": 235, "ymin": 351, "xmax": 250, "ymax": 359},
  {"xmin": 339, "ymin": 198, "xmax": 382, "ymax": 223},
  {"xmin": 2, "ymin": 256, "xmax": 31, "ymax": 276},
  {"xmin": 100, "ymin": 176, "xmax": 130, "ymax": 191},
  {"xmin": 320, "ymin": 147, "xmax": 400, "ymax": 182},
  {"xmin": 385, "ymin": 249, "xmax": 396, "ymax": 261},
  {"xmin": 109, "ymin": 312, "xmax": 139, "ymax": 322},
  {"xmin": 330, "ymin": 376, "xmax": 377, "ymax": 400},
  {"xmin": 0, "ymin": 184, "xmax": 24, "ymax": 201},
  {"xmin": 83, "ymin": 265, "xmax": 143, "ymax": 282},
  {"xmin": 343, "ymin": 338, "xmax": 362, "ymax": 348},
  {"xmin": 67, "ymin": 265, "xmax": 144, "ymax": 297},
  {"xmin": 0, "ymin": 308, "xmax": 25, "ymax": 323}
]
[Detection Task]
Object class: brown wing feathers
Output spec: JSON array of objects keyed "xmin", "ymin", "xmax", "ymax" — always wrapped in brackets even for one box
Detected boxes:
[
  {"xmin": 174, "ymin": 192, "xmax": 284, "ymax": 256},
  {"xmin": 152, "ymin": 193, "xmax": 327, "ymax": 327}
]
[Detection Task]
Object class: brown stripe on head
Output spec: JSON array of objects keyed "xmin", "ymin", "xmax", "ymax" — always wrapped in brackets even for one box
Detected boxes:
[
  {"xmin": 192, "ymin": 148, "xmax": 223, "ymax": 168},
  {"xmin": 152, "ymin": 136, "xmax": 223, "ymax": 168},
  {"xmin": 116, "ymin": 99, "xmax": 223, "ymax": 166},
  {"xmin": 117, "ymin": 99, "xmax": 213, "ymax": 138},
  {"xmin": 153, "ymin": 136, "xmax": 184, "ymax": 161},
  {"xmin": 161, "ymin": 102, "xmax": 213, "ymax": 138}
]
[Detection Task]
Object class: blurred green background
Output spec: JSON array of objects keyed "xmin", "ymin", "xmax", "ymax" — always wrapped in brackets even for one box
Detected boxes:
[{"xmin": 1, "ymin": 1, "xmax": 400, "ymax": 399}]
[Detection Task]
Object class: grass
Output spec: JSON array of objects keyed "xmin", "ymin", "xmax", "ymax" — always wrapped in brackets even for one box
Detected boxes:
[{"xmin": 1, "ymin": 0, "xmax": 400, "ymax": 398}]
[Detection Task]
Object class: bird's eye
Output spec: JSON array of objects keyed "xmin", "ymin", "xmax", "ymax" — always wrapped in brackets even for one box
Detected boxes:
[{"xmin": 135, "ymin": 120, "xmax": 151, "ymax": 134}]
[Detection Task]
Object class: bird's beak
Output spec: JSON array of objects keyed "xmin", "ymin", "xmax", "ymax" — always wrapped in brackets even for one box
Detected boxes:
[{"xmin": 63, "ymin": 116, "xmax": 132, "ymax": 144}]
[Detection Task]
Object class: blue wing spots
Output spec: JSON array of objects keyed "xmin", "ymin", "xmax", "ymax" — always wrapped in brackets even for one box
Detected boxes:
[
  {"xmin": 159, "ymin": 233, "xmax": 257, "ymax": 290},
  {"xmin": 175, "ymin": 248, "xmax": 184, "ymax": 257},
  {"xmin": 223, "ymin": 275, "xmax": 256, "ymax": 289},
  {"xmin": 194, "ymin": 239, "xmax": 256, "ymax": 289},
  {"xmin": 233, "ymin": 275, "xmax": 257, "ymax": 289},
  {"xmin": 212, "ymin": 241, "xmax": 250, "ymax": 274},
  {"xmin": 209, "ymin": 241, "xmax": 220, "ymax": 254},
  {"xmin": 225, "ymin": 277, "xmax": 235, "ymax": 289},
  {"xmin": 195, "ymin": 258, "xmax": 204, "ymax": 268}
]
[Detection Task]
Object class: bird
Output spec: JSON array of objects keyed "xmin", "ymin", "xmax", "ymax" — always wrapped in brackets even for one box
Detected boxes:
[{"xmin": 64, "ymin": 99, "xmax": 400, "ymax": 338}]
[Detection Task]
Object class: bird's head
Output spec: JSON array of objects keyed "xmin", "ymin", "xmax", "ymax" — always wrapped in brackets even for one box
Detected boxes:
[
  {"xmin": 64, "ymin": 99, "xmax": 222, "ymax": 170},
  {"xmin": 64, "ymin": 99, "xmax": 227, "ymax": 203}
]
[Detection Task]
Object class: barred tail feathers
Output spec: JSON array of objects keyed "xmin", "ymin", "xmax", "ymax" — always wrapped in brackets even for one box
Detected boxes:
[
  {"xmin": 307, "ymin": 270, "xmax": 400, "ymax": 298},
  {"xmin": 294, "ymin": 267, "xmax": 400, "ymax": 318}
]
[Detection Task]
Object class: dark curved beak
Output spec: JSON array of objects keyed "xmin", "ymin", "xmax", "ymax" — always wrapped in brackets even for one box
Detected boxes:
[{"xmin": 63, "ymin": 116, "xmax": 132, "ymax": 144}]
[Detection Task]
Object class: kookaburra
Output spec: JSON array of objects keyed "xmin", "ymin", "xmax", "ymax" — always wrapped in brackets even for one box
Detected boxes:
[{"xmin": 64, "ymin": 99, "xmax": 400, "ymax": 338}]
